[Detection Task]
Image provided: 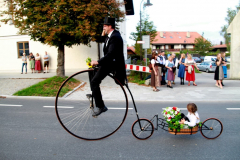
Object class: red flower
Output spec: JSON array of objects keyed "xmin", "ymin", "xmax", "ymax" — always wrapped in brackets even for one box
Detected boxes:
[
  {"xmin": 165, "ymin": 112, "xmax": 167, "ymax": 114},
  {"xmin": 173, "ymin": 107, "xmax": 176, "ymax": 111},
  {"xmin": 168, "ymin": 117, "xmax": 171, "ymax": 119}
]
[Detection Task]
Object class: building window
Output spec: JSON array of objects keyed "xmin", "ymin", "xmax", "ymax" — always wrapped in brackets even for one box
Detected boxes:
[{"xmin": 17, "ymin": 41, "xmax": 29, "ymax": 58}]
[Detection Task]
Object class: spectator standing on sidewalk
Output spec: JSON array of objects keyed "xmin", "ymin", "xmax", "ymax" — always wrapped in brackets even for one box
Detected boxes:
[
  {"xmin": 185, "ymin": 54, "xmax": 199, "ymax": 86},
  {"xmin": 21, "ymin": 53, "xmax": 28, "ymax": 74},
  {"xmin": 171, "ymin": 53, "xmax": 178, "ymax": 84},
  {"xmin": 214, "ymin": 53, "xmax": 224, "ymax": 89},
  {"xmin": 160, "ymin": 51, "xmax": 167, "ymax": 85},
  {"xmin": 28, "ymin": 52, "xmax": 35, "ymax": 73},
  {"xmin": 165, "ymin": 55, "xmax": 174, "ymax": 88},
  {"xmin": 156, "ymin": 51, "xmax": 162, "ymax": 79},
  {"xmin": 178, "ymin": 53, "xmax": 186, "ymax": 85},
  {"xmin": 151, "ymin": 52, "xmax": 161, "ymax": 92},
  {"xmin": 43, "ymin": 51, "xmax": 50, "ymax": 73},
  {"xmin": 35, "ymin": 53, "xmax": 42, "ymax": 73},
  {"xmin": 221, "ymin": 52, "xmax": 227, "ymax": 86}
]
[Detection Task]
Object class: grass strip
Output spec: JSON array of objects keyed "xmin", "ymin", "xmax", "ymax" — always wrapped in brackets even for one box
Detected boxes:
[{"xmin": 13, "ymin": 76, "xmax": 80, "ymax": 97}]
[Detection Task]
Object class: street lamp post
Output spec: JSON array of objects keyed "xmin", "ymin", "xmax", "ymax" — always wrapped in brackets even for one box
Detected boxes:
[{"xmin": 139, "ymin": 0, "xmax": 152, "ymax": 60}]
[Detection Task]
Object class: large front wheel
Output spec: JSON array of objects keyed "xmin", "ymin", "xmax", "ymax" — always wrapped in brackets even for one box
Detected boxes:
[
  {"xmin": 55, "ymin": 69, "xmax": 128, "ymax": 140},
  {"xmin": 132, "ymin": 119, "xmax": 154, "ymax": 140}
]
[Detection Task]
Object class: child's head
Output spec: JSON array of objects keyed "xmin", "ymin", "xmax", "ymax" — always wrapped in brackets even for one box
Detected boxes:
[{"xmin": 187, "ymin": 103, "xmax": 198, "ymax": 113}]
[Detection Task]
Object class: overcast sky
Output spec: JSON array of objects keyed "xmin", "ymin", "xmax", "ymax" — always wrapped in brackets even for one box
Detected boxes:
[{"xmin": 125, "ymin": 0, "xmax": 240, "ymax": 46}]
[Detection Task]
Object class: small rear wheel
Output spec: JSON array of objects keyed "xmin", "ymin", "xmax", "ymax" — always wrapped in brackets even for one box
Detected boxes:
[
  {"xmin": 132, "ymin": 119, "xmax": 154, "ymax": 140},
  {"xmin": 206, "ymin": 69, "xmax": 209, "ymax": 73},
  {"xmin": 200, "ymin": 118, "xmax": 223, "ymax": 139}
]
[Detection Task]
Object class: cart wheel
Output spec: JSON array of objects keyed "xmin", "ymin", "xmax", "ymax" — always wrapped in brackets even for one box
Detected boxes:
[
  {"xmin": 132, "ymin": 118, "xmax": 154, "ymax": 140},
  {"xmin": 200, "ymin": 118, "xmax": 223, "ymax": 139}
]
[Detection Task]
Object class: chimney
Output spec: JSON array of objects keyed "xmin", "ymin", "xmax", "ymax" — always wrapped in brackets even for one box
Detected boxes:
[
  {"xmin": 160, "ymin": 31, "xmax": 163, "ymax": 38},
  {"xmin": 187, "ymin": 31, "xmax": 190, "ymax": 38},
  {"xmin": 220, "ymin": 41, "xmax": 223, "ymax": 45}
]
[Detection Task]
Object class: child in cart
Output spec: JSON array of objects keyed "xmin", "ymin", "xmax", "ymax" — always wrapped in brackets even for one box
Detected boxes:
[{"xmin": 180, "ymin": 103, "xmax": 200, "ymax": 127}]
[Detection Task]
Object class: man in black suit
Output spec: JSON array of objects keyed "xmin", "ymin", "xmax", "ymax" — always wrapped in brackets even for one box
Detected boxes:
[{"xmin": 91, "ymin": 17, "xmax": 126, "ymax": 117}]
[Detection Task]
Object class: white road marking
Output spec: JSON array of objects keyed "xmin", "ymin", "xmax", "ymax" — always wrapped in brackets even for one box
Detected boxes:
[
  {"xmin": 44, "ymin": 106, "xmax": 74, "ymax": 109},
  {"xmin": 45, "ymin": 106, "xmax": 132, "ymax": 110},
  {"xmin": 108, "ymin": 108, "xmax": 133, "ymax": 110},
  {"xmin": 0, "ymin": 104, "xmax": 22, "ymax": 107},
  {"xmin": 226, "ymin": 108, "xmax": 240, "ymax": 110}
]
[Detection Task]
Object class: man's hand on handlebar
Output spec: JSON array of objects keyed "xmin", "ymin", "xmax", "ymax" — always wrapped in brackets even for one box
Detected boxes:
[{"xmin": 91, "ymin": 60, "xmax": 98, "ymax": 66}]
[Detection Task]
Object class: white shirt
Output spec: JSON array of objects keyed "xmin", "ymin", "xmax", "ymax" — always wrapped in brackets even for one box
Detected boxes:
[
  {"xmin": 106, "ymin": 30, "xmax": 114, "ymax": 46},
  {"xmin": 185, "ymin": 59, "xmax": 196, "ymax": 65},
  {"xmin": 173, "ymin": 57, "xmax": 178, "ymax": 67},
  {"xmin": 157, "ymin": 55, "xmax": 166, "ymax": 65},
  {"xmin": 184, "ymin": 111, "xmax": 200, "ymax": 127},
  {"xmin": 151, "ymin": 59, "xmax": 156, "ymax": 64},
  {"xmin": 165, "ymin": 60, "xmax": 174, "ymax": 67}
]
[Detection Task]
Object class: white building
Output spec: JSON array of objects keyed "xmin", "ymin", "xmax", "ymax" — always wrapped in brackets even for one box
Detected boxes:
[
  {"xmin": 227, "ymin": 10, "xmax": 240, "ymax": 79},
  {"xmin": 0, "ymin": 0, "xmax": 128, "ymax": 73}
]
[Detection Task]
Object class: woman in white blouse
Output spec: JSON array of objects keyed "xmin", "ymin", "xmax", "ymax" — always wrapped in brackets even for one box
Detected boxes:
[
  {"xmin": 165, "ymin": 56, "xmax": 174, "ymax": 88},
  {"xmin": 150, "ymin": 52, "xmax": 161, "ymax": 92},
  {"xmin": 184, "ymin": 54, "xmax": 199, "ymax": 86}
]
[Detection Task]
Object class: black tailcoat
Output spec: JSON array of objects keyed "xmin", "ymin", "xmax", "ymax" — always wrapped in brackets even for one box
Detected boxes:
[
  {"xmin": 91, "ymin": 30, "xmax": 126, "ymax": 108},
  {"xmin": 98, "ymin": 30, "xmax": 126, "ymax": 85}
]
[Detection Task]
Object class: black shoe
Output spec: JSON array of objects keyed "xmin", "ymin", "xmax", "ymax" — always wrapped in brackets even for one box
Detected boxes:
[
  {"xmin": 169, "ymin": 86, "xmax": 173, "ymax": 88},
  {"xmin": 92, "ymin": 106, "xmax": 108, "ymax": 117},
  {"xmin": 167, "ymin": 85, "xmax": 169, "ymax": 87},
  {"xmin": 221, "ymin": 82, "xmax": 225, "ymax": 86}
]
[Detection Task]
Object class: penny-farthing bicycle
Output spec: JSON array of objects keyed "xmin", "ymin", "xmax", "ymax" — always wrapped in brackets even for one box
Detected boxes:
[
  {"xmin": 55, "ymin": 67, "xmax": 222, "ymax": 140},
  {"xmin": 55, "ymin": 67, "xmax": 153, "ymax": 140}
]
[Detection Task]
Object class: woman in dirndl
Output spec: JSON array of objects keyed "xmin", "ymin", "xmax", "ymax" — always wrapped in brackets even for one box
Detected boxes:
[
  {"xmin": 151, "ymin": 52, "xmax": 161, "ymax": 92},
  {"xmin": 35, "ymin": 53, "xmax": 42, "ymax": 73},
  {"xmin": 28, "ymin": 52, "xmax": 35, "ymax": 73},
  {"xmin": 178, "ymin": 53, "xmax": 186, "ymax": 85},
  {"xmin": 185, "ymin": 54, "xmax": 199, "ymax": 86},
  {"xmin": 214, "ymin": 53, "xmax": 224, "ymax": 89},
  {"xmin": 165, "ymin": 55, "xmax": 174, "ymax": 88}
]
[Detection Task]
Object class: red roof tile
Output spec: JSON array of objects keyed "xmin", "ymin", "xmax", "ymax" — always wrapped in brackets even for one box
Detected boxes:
[
  {"xmin": 211, "ymin": 44, "xmax": 227, "ymax": 48},
  {"xmin": 127, "ymin": 46, "xmax": 135, "ymax": 52},
  {"xmin": 152, "ymin": 31, "xmax": 202, "ymax": 44}
]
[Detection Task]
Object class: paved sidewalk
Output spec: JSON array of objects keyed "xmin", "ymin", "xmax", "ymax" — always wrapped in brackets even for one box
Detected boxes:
[{"xmin": 0, "ymin": 70, "xmax": 239, "ymax": 101}]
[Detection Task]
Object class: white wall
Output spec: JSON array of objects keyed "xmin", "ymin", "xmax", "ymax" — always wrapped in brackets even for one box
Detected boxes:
[
  {"xmin": 0, "ymin": 33, "xmax": 98, "ymax": 72},
  {"xmin": 0, "ymin": 0, "xmax": 127, "ymax": 72},
  {"xmin": 186, "ymin": 45, "xmax": 194, "ymax": 49},
  {"xmin": 227, "ymin": 11, "xmax": 240, "ymax": 79}
]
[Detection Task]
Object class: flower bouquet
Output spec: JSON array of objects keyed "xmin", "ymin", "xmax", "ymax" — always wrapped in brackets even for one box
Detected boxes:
[
  {"xmin": 86, "ymin": 57, "xmax": 92, "ymax": 68},
  {"xmin": 162, "ymin": 107, "xmax": 184, "ymax": 132}
]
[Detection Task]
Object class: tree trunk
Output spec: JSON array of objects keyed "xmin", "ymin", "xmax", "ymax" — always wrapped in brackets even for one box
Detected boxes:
[{"xmin": 56, "ymin": 45, "xmax": 65, "ymax": 77}]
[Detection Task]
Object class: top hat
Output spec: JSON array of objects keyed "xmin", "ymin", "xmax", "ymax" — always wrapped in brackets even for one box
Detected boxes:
[{"xmin": 103, "ymin": 17, "xmax": 115, "ymax": 26}]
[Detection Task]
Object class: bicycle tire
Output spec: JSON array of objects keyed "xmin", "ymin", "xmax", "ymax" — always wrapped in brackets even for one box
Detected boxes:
[
  {"xmin": 55, "ymin": 69, "xmax": 128, "ymax": 140},
  {"xmin": 200, "ymin": 118, "xmax": 223, "ymax": 139},
  {"xmin": 132, "ymin": 118, "xmax": 154, "ymax": 140}
]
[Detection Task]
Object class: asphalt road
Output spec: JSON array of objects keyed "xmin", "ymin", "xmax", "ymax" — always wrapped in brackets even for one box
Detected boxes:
[{"xmin": 0, "ymin": 98, "xmax": 240, "ymax": 160}]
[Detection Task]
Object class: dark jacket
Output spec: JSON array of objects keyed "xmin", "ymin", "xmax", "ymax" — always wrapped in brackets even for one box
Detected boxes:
[{"xmin": 98, "ymin": 30, "xmax": 126, "ymax": 85}]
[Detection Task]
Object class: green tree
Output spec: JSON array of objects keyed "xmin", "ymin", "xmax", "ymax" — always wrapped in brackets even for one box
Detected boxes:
[
  {"xmin": 129, "ymin": 15, "xmax": 157, "ymax": 58},
  {"xmin": 194, "ymin": 36, "xmax": 212, "ymax": 56},
  {"xmin": 220, "ymin": 4, "xmax": 240, "ymax": 52},
  {"xmin": 0, "ymin": 0, "xmax": 124, "ymax": 77}
]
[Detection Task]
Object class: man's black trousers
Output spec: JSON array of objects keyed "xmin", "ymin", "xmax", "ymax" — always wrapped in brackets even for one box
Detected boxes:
[{"xmin": 91, "ymin": 66, "xmax": 111, "ymax": 109}]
